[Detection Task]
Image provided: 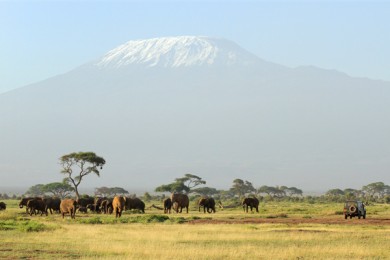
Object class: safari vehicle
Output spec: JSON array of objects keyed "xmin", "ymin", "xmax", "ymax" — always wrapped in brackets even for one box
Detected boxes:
[{"xmin": 344, "ymin": 200, "xmax": 366, "ymax": 219}]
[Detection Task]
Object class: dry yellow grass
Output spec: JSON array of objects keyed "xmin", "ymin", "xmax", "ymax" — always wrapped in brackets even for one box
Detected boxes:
[
  {"xmin": 1, "ymin": 222, "xmax": 389, "ymax": 259},
  {"xmin": 1, "ymin": 200, "xmax": 390, "ymax": 259}
]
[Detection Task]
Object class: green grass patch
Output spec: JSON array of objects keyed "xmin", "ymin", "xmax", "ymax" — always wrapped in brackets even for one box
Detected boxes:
[{"xmin": 0, "ymin": 219, "xmax": 53, "ymax": 232}]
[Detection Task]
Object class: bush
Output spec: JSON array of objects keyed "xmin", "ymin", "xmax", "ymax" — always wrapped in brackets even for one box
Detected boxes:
[
  {"xmin": 79, "ymin": 217, "xmax": 103, "ymax": 224},
  {"xmin": 0, "ymin": 219, "xmax": 51, "ymax": 232},
  {"xmin": 19, "ymin": 221, "xmax": 47, "ymax": 232}
]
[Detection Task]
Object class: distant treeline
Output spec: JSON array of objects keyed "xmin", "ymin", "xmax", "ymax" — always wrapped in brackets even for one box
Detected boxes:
[{"xmin": 1, "ymin": 177, "xmax": 389, "ymax": 204}]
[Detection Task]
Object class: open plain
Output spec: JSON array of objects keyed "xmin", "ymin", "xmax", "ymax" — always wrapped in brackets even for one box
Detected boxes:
[{"xmin": 1, "ymin": 200, "xmax": 390, "ymax": 259}]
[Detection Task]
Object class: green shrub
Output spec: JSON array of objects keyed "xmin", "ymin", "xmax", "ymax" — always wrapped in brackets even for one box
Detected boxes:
[
  {"xmin": 0, "ymin": 219, "xmax": 51, "ymax": 232},
  {"xmin": 79, "ymin": 217, "xmax": 103, "ymax": 224},
  {"xmin": 132, "ymin": 215, "xmax": 169, "ymax": 223},
  {"xmin": 19, "ymin": 221, "xmax": 47, "ymax": 232},
  {"xmin": 171, "ymin": 217, "xmax": 187, "ymax": 224}
]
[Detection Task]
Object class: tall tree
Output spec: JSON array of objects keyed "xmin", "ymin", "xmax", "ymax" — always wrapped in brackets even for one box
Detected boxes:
[
  {"xmin": 110, "ymin": 187, "xmax": 129, "ymax": 196},
  {"xmin": 362, "ymin": 182, "xmax": 387, "ymax": 199},
  {"xmin": 43, "ymin": 181, "xmax": 74, "ymax": 199},
  {"xmin": 175, "ymin": 174, "xmax": 206, "ymax": 190},
  {"xmin": 258, "ymin": 185, "xmax": 286, "ymax": 198},
  {"xmin": 94, "ymin": 186, "xmax": 112, "ymax": 197},
  {"xmin": 59, "ymin": 151, "xmax": 106, "ymax": 200},
  {"xmin": 191, "ymin": 187, "xmax": 219, "ymax": 196},
  {"xmin": 155, "ymin": 174, "xmax": 206, "ymax": 194},
  {"xmin": 325, "ymin": 188, "xmax": 345, "ymax": 197},
  {"xmin": 25, "ymin": 184, "xmax": 46, "ymax": 197},
  {"xmin": 281, "ymin": 186, "xmax": 303, "ymax": 197},
  {"xmin": 230, "ymin": 179, "xmax": 256, "ymax": 197}
]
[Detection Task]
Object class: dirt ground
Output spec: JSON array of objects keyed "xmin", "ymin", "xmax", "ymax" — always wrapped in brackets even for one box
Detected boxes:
[{"xmin": 188, "ymin": 217, "xmax": 390, "ymax": 225}]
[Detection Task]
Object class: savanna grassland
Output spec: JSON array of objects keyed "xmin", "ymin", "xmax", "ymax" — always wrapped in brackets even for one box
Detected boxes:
[{"xmin": 1, "ymin": 200, "xmax": 390, "ymax": 259}]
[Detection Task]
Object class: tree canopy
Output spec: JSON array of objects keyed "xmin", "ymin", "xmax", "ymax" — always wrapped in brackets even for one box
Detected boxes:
[
  {"xmin": 25, "ymin": 181, "xmax": 74, "ymax": 198},
  {"xmin": 229, "ymin": 179, "xmax": 256, "ymax": 197},
  {"xmin": 155, "ymin": 174, "xmax": 206, "ymax": 194},
  {"xmin": 43, "ymin": 180, "xmax": 74, "ymax": 198},
  {"xmin": 59, "ymin": 151, "xmax": 106, "ymax": 200},
  {"xmin": 94, "ymin": 187, "xmax": 129, "ymax": 197},
  {"xmin": 25, "ymin": 184, "xmax": 46, "ymax": 197}
]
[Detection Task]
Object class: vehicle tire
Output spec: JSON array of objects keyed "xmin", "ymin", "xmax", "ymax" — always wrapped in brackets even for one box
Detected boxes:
[
  {"xmin": 349, "ymin": 206, "xmax": 357, "ymax": 213},
  {"xmin": 363, "ymin": 214, "xmax": 366, "ymax": 219},
  {"xmin": 358, "ymin": 214, "xmax": 361, "ymax": 219},
  {"xmin": 350, "ymin": 215, "xmax": 352, "ymax": 219},
  {"xmin": 344, "ymin": 214, "xmax": 347, "ymax": 219}
]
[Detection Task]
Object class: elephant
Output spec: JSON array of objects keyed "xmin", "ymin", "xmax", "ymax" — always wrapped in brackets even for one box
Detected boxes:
[
  {"xmin": 101, "ymin": 199, "xmax": 113, "ymax": 214},
  {"xmin": 242, "ymin": 197, "xmax": 259, "ymax": 213},
  {"xmin": 163, "ymin": 198, "xmax": 172, "ymax": 214},
  {"xmin": 77, "ymin": 197, "xmax": 95, "ymax": 208},
  {"xmin": 93, "ymin": 197, "xmax": 108, "ymax": 213},
  {"xmin": 171, "ymin": 193, "xmax": 189, "ymax": 213},
  {"xmin": 0, "ymin": 202, "xmax": 6, "ymax": 210},
  {"xmin": 27, "ymin": 198, "xmax": 48, "ymax": 216},
  {"xmin": 86, "ymin": 204, "xmax": 96, "ymax": 212},
  {"xmin": 60, "ymin": 199, "xmax": 77, "ymax": 219},
  {"xmin": 198, "ymin": 197, "xmax": 216, "ymax": 213},
  {"xmin": 19, "ymin": 197, "xmax": 43, "ymax": 214},
  {"xmin": 125, "ymin": 197, "xmax": 145, "ymax": 213},
  {"xmin": 112, "ymin": 196, "xmax": 126, "ymax": 218},
  {"xmin": 43, "ymin": 197, "xmax": 61, "ymax": 214}
]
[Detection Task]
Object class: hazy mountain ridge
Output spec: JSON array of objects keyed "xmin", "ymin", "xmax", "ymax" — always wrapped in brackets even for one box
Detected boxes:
[{"xmin": 0, "ymin": 36, "xmax": 389, "ymax": 191}]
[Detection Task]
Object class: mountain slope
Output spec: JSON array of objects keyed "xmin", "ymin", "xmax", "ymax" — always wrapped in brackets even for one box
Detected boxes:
[{"xmin": 0, "ymin": 36, "xmax": 389, "ymax": 191}]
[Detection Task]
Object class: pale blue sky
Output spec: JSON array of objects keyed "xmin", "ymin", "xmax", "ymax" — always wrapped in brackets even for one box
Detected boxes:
[{"xmin": 1, "ymin": 1, "xmax": 389, "ymax": 94}]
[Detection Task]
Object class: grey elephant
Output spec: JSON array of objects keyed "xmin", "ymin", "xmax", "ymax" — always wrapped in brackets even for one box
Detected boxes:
[{"xmin": 171, "ymin": 193, "xmax": 189, "ymax": 213}]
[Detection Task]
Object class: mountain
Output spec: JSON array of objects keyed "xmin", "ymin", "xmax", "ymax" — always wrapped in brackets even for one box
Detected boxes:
[
  {"xmin": 1, "ymin": 36, "xmax": 389, "ymax": 192},
  {"xmin": 94, "ymin": 36, "xmax": 260, "ymax": 68}
]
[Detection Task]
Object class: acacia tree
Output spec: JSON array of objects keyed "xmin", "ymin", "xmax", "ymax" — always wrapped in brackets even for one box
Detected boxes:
[
  {"xmin": 280, "ymin": 186, "xmax": 303, "ymax": 197},
  {"xmin": 230, "ymin": 179, "xmax": 256, "ymax": 198},
  {"xmin": 257, "ymin": 185, "xmax": 285, "ymax": 198},
  {"xmin": 25, "ymin": 184, "xmax": 46, "ymax": 197},
  {"xmin": 59, "ymin": 152, "xmax": 106, "ymax": 200},
  {"xmin": 43, "ymin": 180, "xmax": 74, "ymax": 199},
  {"xmin": 362, "ymin": 182, "xmax": 389, "ymax": 199},
  {"xmin": 155, "ymin": 174, "xmax": 206, "ymax": 194}
]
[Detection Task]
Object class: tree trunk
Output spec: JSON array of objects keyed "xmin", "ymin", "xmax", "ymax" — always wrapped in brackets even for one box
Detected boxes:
[{"xmin": 74, "ymin": 186, "xmax": 80, "ymax": 201}]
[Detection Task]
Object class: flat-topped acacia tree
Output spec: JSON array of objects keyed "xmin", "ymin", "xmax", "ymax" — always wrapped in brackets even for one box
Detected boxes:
[{"xmin": 59, "ymin": 152, "xmax": 106, "ymax": 201}]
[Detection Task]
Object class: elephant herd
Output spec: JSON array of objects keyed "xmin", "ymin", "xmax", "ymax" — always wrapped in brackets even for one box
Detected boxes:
[
  {"xmin": 16, "ymin": 196, "xmax": 146, "ymax": 219},
  {"xmin": 1, "ymin": 195, "xmax": 260, "ymax": 219},
  {"xmin": 162, "ymin": 194, "xmax": 259, "ymax": 215}
]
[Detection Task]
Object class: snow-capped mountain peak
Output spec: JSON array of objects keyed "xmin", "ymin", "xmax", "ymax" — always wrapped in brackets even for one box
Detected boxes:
[{"xmin": 94, "ymin": 36, "xmax": 259, "ymax": 69}]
